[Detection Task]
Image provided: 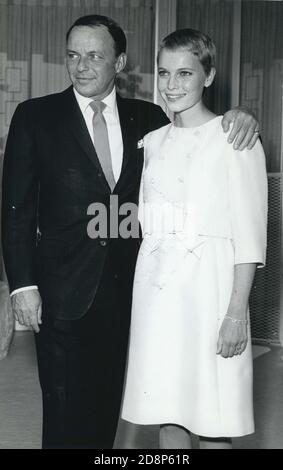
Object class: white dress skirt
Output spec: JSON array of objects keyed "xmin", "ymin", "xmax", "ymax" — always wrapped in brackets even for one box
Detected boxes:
[{"xmin": 122, "ymin": 117, "xmax": 267, "ymax": 437}]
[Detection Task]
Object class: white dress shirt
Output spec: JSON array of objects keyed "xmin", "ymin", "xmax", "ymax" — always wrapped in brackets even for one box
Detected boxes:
[
  {"xmin": 73, "ymin": 86, "xmax": 123, "ymax": 182},
  {"xmin": 11, "ymin": 86, "xmax": 124, "ymax": 297}
]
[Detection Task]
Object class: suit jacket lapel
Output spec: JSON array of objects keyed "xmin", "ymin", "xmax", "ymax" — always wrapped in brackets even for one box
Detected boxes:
[
  {"xmin": 62, "ymin": 88, "xmax": 138, "ymax": 193},
  {"xmin": 116, "ymin": 94, "xmax": 138, "ymax": 188},
  {"xmin": 62, "ymin": 87, "xmax": 110, "ymax": 192}
]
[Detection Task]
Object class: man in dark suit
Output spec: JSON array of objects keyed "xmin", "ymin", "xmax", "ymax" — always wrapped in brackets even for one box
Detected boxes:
[{"xmin": 2, "ymin": 15, "xmax": 259, "ymax": 449}]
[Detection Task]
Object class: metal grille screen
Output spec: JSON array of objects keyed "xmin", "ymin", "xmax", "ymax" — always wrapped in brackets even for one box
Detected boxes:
[{"xmin": 249, "ymin": 174, "xmax": 282, "ymax": 344}]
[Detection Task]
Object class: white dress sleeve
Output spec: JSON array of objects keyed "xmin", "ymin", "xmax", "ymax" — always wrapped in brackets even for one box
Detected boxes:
[{"xmin": 228, "ymin": 139, "xmax": 268, "ymax": 267}]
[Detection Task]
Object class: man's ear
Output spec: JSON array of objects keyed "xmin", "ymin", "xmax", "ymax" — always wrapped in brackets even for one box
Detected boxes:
[
  {"xmin": 115, "ymin": 53, "xmax": 127, "ymax": 74},
  {"xmin": 204, "ymin": 67, "xmax": 216, "ymax": 88}
]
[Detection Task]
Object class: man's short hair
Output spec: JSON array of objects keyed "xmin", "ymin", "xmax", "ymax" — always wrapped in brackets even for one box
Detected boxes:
[
  {"xmin": 158, "ymin": 28, "xmax": 216, "ymax": 75},
  {"xmin": 66, "ymin": 14, "xmax": 127, "ymax": 57}
]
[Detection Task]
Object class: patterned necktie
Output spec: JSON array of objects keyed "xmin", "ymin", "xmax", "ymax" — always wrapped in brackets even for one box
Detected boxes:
[{"xmin": 90, "ymin": 100, "xmax": 116, "ymax": 192}]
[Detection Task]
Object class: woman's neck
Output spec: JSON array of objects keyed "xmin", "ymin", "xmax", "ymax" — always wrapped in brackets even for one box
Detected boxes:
[{"xmin": 174, "ymin": 102, "xmax": 216, "ymax": 128}]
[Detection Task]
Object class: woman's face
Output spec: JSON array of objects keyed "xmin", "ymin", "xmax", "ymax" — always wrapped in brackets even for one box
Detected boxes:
[{"xmin": 157, "ymin": 47, "xmax": 215, "ymax": 114}]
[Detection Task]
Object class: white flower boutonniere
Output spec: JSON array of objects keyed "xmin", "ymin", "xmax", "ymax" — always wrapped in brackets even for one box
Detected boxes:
[{"xmin": 137, "ymin": 139, "xmax": 144, "ymax": 149}]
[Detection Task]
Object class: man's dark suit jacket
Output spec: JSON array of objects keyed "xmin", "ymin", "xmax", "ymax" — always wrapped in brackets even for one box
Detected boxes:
[{"xmin": 2, "ymin": 86, "xmax": 169, "ymax": 320}]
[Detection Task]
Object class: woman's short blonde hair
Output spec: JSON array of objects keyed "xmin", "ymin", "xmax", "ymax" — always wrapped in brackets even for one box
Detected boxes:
[{"xmin": 158, "ymin": 28, "xmax": 216, "ymax": 76}]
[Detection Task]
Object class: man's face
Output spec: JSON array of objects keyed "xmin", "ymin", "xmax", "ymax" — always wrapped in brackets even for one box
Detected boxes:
[{"xmin": 66, "ymin": 25, "xmax": 126, "ymax": 99}]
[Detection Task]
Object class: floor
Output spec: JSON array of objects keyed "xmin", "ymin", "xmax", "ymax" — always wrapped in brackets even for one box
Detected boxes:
[{"xmin": 0, "ymin": 332, "xmax": 282, "ymax": 449}]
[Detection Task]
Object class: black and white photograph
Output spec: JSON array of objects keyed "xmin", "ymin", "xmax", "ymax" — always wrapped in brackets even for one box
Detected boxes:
[{"xmin": 0, "ymin": 0, "xmax": 282, "ymax": 454}]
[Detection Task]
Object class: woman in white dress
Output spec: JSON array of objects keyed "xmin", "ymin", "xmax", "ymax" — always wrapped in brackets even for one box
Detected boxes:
[{"xmin": 122, "ymin": 28, "xmax": 268, "ymax": 449}]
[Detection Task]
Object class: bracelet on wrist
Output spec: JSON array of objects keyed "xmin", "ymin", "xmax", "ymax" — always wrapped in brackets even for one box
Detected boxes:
[{"xmin": 225, "ymin": 315, "xmax": 248, "ymax": 325}]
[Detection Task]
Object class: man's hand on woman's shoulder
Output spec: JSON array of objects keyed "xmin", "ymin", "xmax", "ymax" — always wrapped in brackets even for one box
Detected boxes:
[{"xmin": 222, "ymin": 106, "xmax": 260, "ymax": 151}]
